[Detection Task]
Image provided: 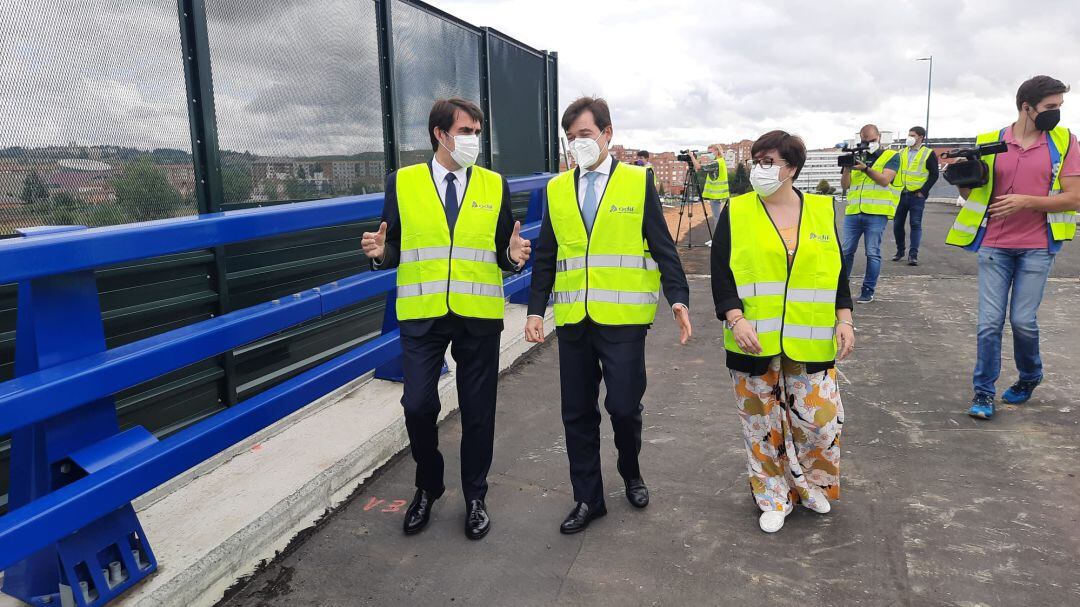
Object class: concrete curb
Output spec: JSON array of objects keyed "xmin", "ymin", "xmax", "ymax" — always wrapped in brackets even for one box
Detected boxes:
[{"xmin": 0, "ymin": 304, "xmax": 554, "ymax": 607}]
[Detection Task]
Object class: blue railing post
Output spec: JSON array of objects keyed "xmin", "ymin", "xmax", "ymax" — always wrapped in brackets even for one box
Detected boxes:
[
  {"xmin": 3, "ymin": 226, "xmax": 158, "ymax": 607},
  {"xmin": 509, "ymin": 176, "xmax": 545, "ymax": 305}
]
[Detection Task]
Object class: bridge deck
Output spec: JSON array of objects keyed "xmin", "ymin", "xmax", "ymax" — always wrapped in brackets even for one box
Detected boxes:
[{"xmin": 222, "ymin": 202, "xmax": 1080, "ymax": 606}]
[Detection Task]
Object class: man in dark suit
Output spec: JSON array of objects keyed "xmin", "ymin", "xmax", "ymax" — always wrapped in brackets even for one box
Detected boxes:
[
  {"xmin": 362, "ymin": 98, "xmax": 531, "ymax": 540},
  {"xmin": 524, "ymin": 96, "xmax": 691, "ymax": 534}
]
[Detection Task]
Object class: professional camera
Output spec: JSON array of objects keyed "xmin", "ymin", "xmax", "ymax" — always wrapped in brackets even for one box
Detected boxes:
[
  {"xmin": 836, "ymin": 141, "xmax": 871, "ymax": 168},
  {"xmin": 941, "ymin": 141, "xmax": 1009, "ymax": 188},
  {"xmin": 677, "ymin": 149, "xmax": 699, "ymax": 164}
]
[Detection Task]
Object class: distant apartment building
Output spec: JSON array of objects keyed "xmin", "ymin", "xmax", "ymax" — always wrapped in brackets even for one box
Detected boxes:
[
  {"xmin": 717, "ymin": 139, "xmax": 754, "ymax": 167},
  {"xmin": 609, "ymin": 145, "xmax": 691, "ymax": 195},
  {"xmin": 796, "ymin": 149, "xmax": 843, "ymax": 193},
  {"xmin": 251, "ymin": 156, "xmax": 386, "ymax": 201}
]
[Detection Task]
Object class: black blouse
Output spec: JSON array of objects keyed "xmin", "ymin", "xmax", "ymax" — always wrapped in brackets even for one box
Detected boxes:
[{"xmin": 710, "ymin": 191, "xmax": 853, "ymax": 376}]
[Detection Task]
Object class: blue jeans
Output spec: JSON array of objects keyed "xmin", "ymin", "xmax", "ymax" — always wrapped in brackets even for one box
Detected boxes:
[
  {"xmin": 893, "ymin": 191, "xmax": 925, "ymax": 258},
  {"xmin": 973, "ymin": 247, "xmax": 1056, "ymax": 396},
  {"xmin": 842, "ymin": 213, "xmax": 888, "ymax": 296}
]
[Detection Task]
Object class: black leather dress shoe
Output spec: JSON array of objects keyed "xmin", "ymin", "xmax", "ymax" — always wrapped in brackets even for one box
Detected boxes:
[
  {"xmin": 465, "ymin": 500, "xmax": 491, "ymax": 540},
  {"xmin": 559, "ymin": 502, "xmax": 607, "ymax": 534},
  {"xmin": 403, "ymin": 488, "xmax": 440, "ymax": 535},
  {"xmin": 624, "ymin": 478, "xmax": 649, "ymax": 508},
  {"xmin": 891, "ymin": 253, "xmax": 904, "ymax": 262}
]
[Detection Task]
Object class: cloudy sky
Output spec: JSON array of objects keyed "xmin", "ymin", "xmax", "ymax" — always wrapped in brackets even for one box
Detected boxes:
[
  {"xmin": 442, "ymin": 0, "xmax": 1080, "ymax": 150},
  {"xmin": 1, "ymin": 0, "xmax": 1076, "ymax": 158}
]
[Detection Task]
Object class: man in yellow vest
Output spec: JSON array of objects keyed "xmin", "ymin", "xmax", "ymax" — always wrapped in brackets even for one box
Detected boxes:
[
  {"xmin": 523, "ymin": 97, "xmax": 691, "ymax": 534},
  {"xmin": 840, "ymin": 124, "xmax": 900, "ymax": 303},
  {"xmin": 634, "ymin": 149, "xmax": 659, "ymax": 191},
  {"xmin": 361, "ymin": 98, "xmax": 531, "ymax": 539},
  {"xmin": 891, "ymin": 126, "xmax": 939, "ymax": 266},
  {"xmin": 944, "ymin": 76, "xmax": 1080, "ymax": 420}
]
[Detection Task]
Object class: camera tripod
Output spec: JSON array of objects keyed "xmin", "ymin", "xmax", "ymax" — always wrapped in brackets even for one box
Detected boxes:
[{"xmin": 672, "ymin": 165, "xmax": 714, "ymax": 249}]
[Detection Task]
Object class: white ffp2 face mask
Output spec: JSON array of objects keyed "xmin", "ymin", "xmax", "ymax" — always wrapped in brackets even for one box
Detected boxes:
[
  {"xmin": 905, "ymin": 136, "xmax": 917, "ymax": 147},
  {"xmin": 442, "ymin": 133, "xmax": 480, "ymax": 168},
  {"xmin": 750, "ymin": 164, "xmax": 788, "ymax": 198},
  {"xmin": 569, "ymin": 133, "xmax": 604, "ymax": 168}
]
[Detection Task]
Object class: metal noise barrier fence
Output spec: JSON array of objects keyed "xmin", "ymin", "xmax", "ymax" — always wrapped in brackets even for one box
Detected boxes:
[{"xmin": 0, "ymin": 173, "xmax": 552, "ymax": 606}]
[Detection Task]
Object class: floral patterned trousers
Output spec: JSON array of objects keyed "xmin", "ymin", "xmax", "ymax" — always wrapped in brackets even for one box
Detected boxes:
[{"xmin": 729, "ymin": 356, "xmax": 844, "ymax": 514}]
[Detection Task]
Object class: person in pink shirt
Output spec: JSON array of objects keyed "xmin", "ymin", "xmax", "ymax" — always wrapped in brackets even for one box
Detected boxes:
[{"xmin": 948, "ymin": 75, "xmax": 1080, "ymax": 420}]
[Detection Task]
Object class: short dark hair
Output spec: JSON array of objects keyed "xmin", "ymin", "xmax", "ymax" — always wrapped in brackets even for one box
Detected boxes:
[
  {"xmin": 909, "ymin": 126, "xmax": 926, "ymax": 138},
  {"xmin": 561, "ymin": 96, "xmax": 612, "ymax": 132},
  {"xmin": 751, "ymin": 130, "xmax": 807, "ymax": 180},
  {"xmin": 1016, "ymin": 75, "xmax": 1070, "ymax": 111},
  {"xmin": 636, "ymin": 150, "xmax": 650, "ymax": 159},
  {"xmin": 428, "ymin": 98, "xmax": 484, "ymax": 152}
]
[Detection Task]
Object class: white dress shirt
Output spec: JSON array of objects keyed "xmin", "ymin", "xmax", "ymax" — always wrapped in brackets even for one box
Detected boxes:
[
  {"xmin": 577, "ymin": 153, "xmax": 613, "ymax": 208},
  {"xmin": 431, "ymin": 156, "xmax": 468, "ymax": 207}
]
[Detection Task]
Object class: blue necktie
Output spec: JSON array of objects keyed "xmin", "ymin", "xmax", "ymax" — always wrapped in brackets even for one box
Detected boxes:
[
  {"xmin": 444, "ymin": 173, "xmax": 459, "ymax": 231},
  {"xmin": 582, "ymin": 171, "xmax": 600, "ymax": 232}
]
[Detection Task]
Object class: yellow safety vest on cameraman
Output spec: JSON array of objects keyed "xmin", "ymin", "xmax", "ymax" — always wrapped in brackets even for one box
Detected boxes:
[
  {"xmin": 547, "ymin": 163, "xmax": 661, "ymax": 326},
  {"xmin": 703, "ymin": 155, "xmax": 730, "ymax": 200},
  {"xmin": 897, "ymin": 146, "xmax": 932, "ymax": 192},
  {"xmin": 946, "ymin": 126, "xmax": 1077, "ymax": 247},
  {"xmin": 724, "ymin": 192, "xmax": 841, "ymax": 363},
  {"xmin": 846, "ymin": 149, "xmax": 900, "ymax": 219},
  {"xmin": 395, "ymin": 163, "xmax": 505, "ymax": 320}
]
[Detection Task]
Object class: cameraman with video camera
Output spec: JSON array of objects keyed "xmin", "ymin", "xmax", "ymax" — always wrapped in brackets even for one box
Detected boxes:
[
  {"xmin": 840, "ymin": 124, "xmax": 900, "ymax": 304},
  {"xmin": 944, "ymin": 75, "xmax": 1080, "ymax": 421}
]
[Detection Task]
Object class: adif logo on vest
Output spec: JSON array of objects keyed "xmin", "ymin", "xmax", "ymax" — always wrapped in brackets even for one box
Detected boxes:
[
  {"xmin": 608, "ymin": 204, "xmax": 636, "ymax": 214},
  {"xmin": 471, "ymin": 201, "xmax": 494, "ymax": 211},
  {"xmin": 808, "ymin": 232, "xmax": 831, "ymax": 242}
]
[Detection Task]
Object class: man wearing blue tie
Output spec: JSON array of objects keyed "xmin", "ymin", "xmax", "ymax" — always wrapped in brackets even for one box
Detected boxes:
[
  {"xmin": 362, "ymin": 98, "xmax": 531, "ymax": 540},
  {"xmin": 525, "ymin": 97, "xmax": 692, "ymax": 533}
]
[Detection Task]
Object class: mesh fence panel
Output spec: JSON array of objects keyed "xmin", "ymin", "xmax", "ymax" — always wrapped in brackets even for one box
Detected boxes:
[
  {"xmin": 488, "ymin": 35, "xmax": 546, "ymax": 176},
  {"xmin": 205, "ymin": 0, "xmax": 387, "ymax": 204},
  {"xmin": 0, "ymin": 0, "xmax": 196, "ymax": 235},
  {"xmin": 391, "ymin": 1, "xmax": 482, "ymax": 168}
]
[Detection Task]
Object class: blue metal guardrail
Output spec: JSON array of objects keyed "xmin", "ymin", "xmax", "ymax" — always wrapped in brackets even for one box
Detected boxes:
[{"xmin": 0, "ymin": 173, "xmax": 552, "ymax": 607}]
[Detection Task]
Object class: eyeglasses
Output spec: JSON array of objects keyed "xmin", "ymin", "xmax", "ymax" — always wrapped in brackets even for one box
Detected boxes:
[{"xmin": 751, "ymin": 158, "xmax": 788, "ymax": 169}]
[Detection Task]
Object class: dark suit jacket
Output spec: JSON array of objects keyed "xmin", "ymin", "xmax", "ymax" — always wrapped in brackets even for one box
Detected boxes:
[
  {"xmin": 527, "ymin": 159, "xmax": 690, "ymax": 342},
  {"xmin": 373, "ymin": 161, "xmax": 521, "ymax": 337}
]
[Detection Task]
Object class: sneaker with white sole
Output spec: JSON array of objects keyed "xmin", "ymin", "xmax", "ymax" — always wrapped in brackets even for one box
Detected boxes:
[
  {"xmin": 758, "ymin": 509, "xmax": 791, "ymax": 533},
  {"xmin": 804, "ymin": 489, "xmax": 832, "ymax": 514}
]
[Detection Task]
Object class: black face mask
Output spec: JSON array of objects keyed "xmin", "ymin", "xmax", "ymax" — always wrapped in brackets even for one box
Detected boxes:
[{"xmin": 1032, "ymin": 108, "xmax": 1061, "ymax": 131}]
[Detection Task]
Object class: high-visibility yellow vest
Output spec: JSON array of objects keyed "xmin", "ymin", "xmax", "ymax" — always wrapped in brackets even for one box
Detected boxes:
[
  {"xmin": 724, "ymin": 192, "xmax": 841, "ymax": 363},
  {"xmin": 394, "ymin": 163, "xmax": 505, "ymax": 320},
  {"xmin": 896, "ymin": 145, "xmax": 932, "ymax": 192},
  {"xmin": 846, "ymin": 149, "xmax": 900, "ymax": 219},
  {"xmin": 946, "ymin": 126, "xmax": 1076, "ymax": 247},
  {"xmin": 703, "ymin": 155, "xmax": 730, "ymax": 200},
  {"xmin": 547, "ymin": 163, "xmax": 662, "ymax": 326},
  {"xmin": 643, "ymin": 162, "xmax": 659, "ymax": 190}
]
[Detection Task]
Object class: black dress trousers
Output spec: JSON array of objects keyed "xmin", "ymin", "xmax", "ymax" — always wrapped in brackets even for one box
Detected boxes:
[
  {"xmin": 557, "ymin": 322, "xmax": 647, "ymax": 507},
  {"xmin": 399, "ymin": 315, "xmax": 500, "ymax": 503}
]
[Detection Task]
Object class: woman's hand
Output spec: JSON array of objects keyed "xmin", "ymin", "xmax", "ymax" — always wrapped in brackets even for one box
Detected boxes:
[
  {"xmin": 731, "ymin": 318, "xmax": 762, "ymax": 355},
  {"xmin": 836, "ymin": 322, "xmax": 855, "ymax": 361}
]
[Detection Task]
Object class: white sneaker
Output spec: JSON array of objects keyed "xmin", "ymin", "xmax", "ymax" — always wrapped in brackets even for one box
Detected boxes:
[
  {"xmin": 758, "ymin": 509, "xmax": 790, "ymax": 533},
  {"xmin": 804, "ymin": 489, "xmax": 832, "ymax": 514}
]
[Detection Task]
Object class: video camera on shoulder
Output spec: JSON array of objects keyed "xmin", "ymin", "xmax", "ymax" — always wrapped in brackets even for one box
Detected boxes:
[
  {"xmin": 941, "ymin": 141, "xmax": 1008, "ymax": 188},
  {"xmin": 836, "ymin": 141, "xmax": 871, "ymax": 168}
]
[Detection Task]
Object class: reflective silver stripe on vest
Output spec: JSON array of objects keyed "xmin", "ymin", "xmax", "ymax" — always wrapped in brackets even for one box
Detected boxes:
[
  {"xmin": 961, "ymin": 199, "xmax": 988, "ymax": 216},
  {"xmin": 736, "ymin": 282, "xmax": 786, "ymax": 299},
  {"xmin": 554, "ymin": 289, "xmax": 586, "ymax": 305},
  {"xmin": 1048, "ymin": 212, "xmax": 1077, "ymax": 225},
  {"xmin": 949, "ymin": 221, "xmax": 979, "ymax": 235},
  {"xmin": 448, "ymin": 280, "xmax": 503, "ymax": 298},
  {"xmin": 397, "ymin": 280, "xmax": 449, "ymax": 298},
  {"xmin": 784, "ymin": 324, "xmax": 835, "ymax": 340},
  {"xmin": 587, "ymin": 254, "xmax": 659, "ymax": 271},
  {"xmin": 399, "ymin": 246, "xmax": 452, "ymax": 263},
  {"xmin": 787, "ymin": 288, "xmax": 837, "ymax": 303},
  {"xmin": 450, "ymin": 247, "xmax": 498, "ymax": 263},
  {"xmin": 556, "ymin": 256, "xmax": 587, "ymax": 272},
  {"xmin": 748, "ymin": 317, "xmax": 783, "ymax": 334},
  {"xmin": 587, "ymin": 289, "xmax": 660, "ymax": 305}
]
